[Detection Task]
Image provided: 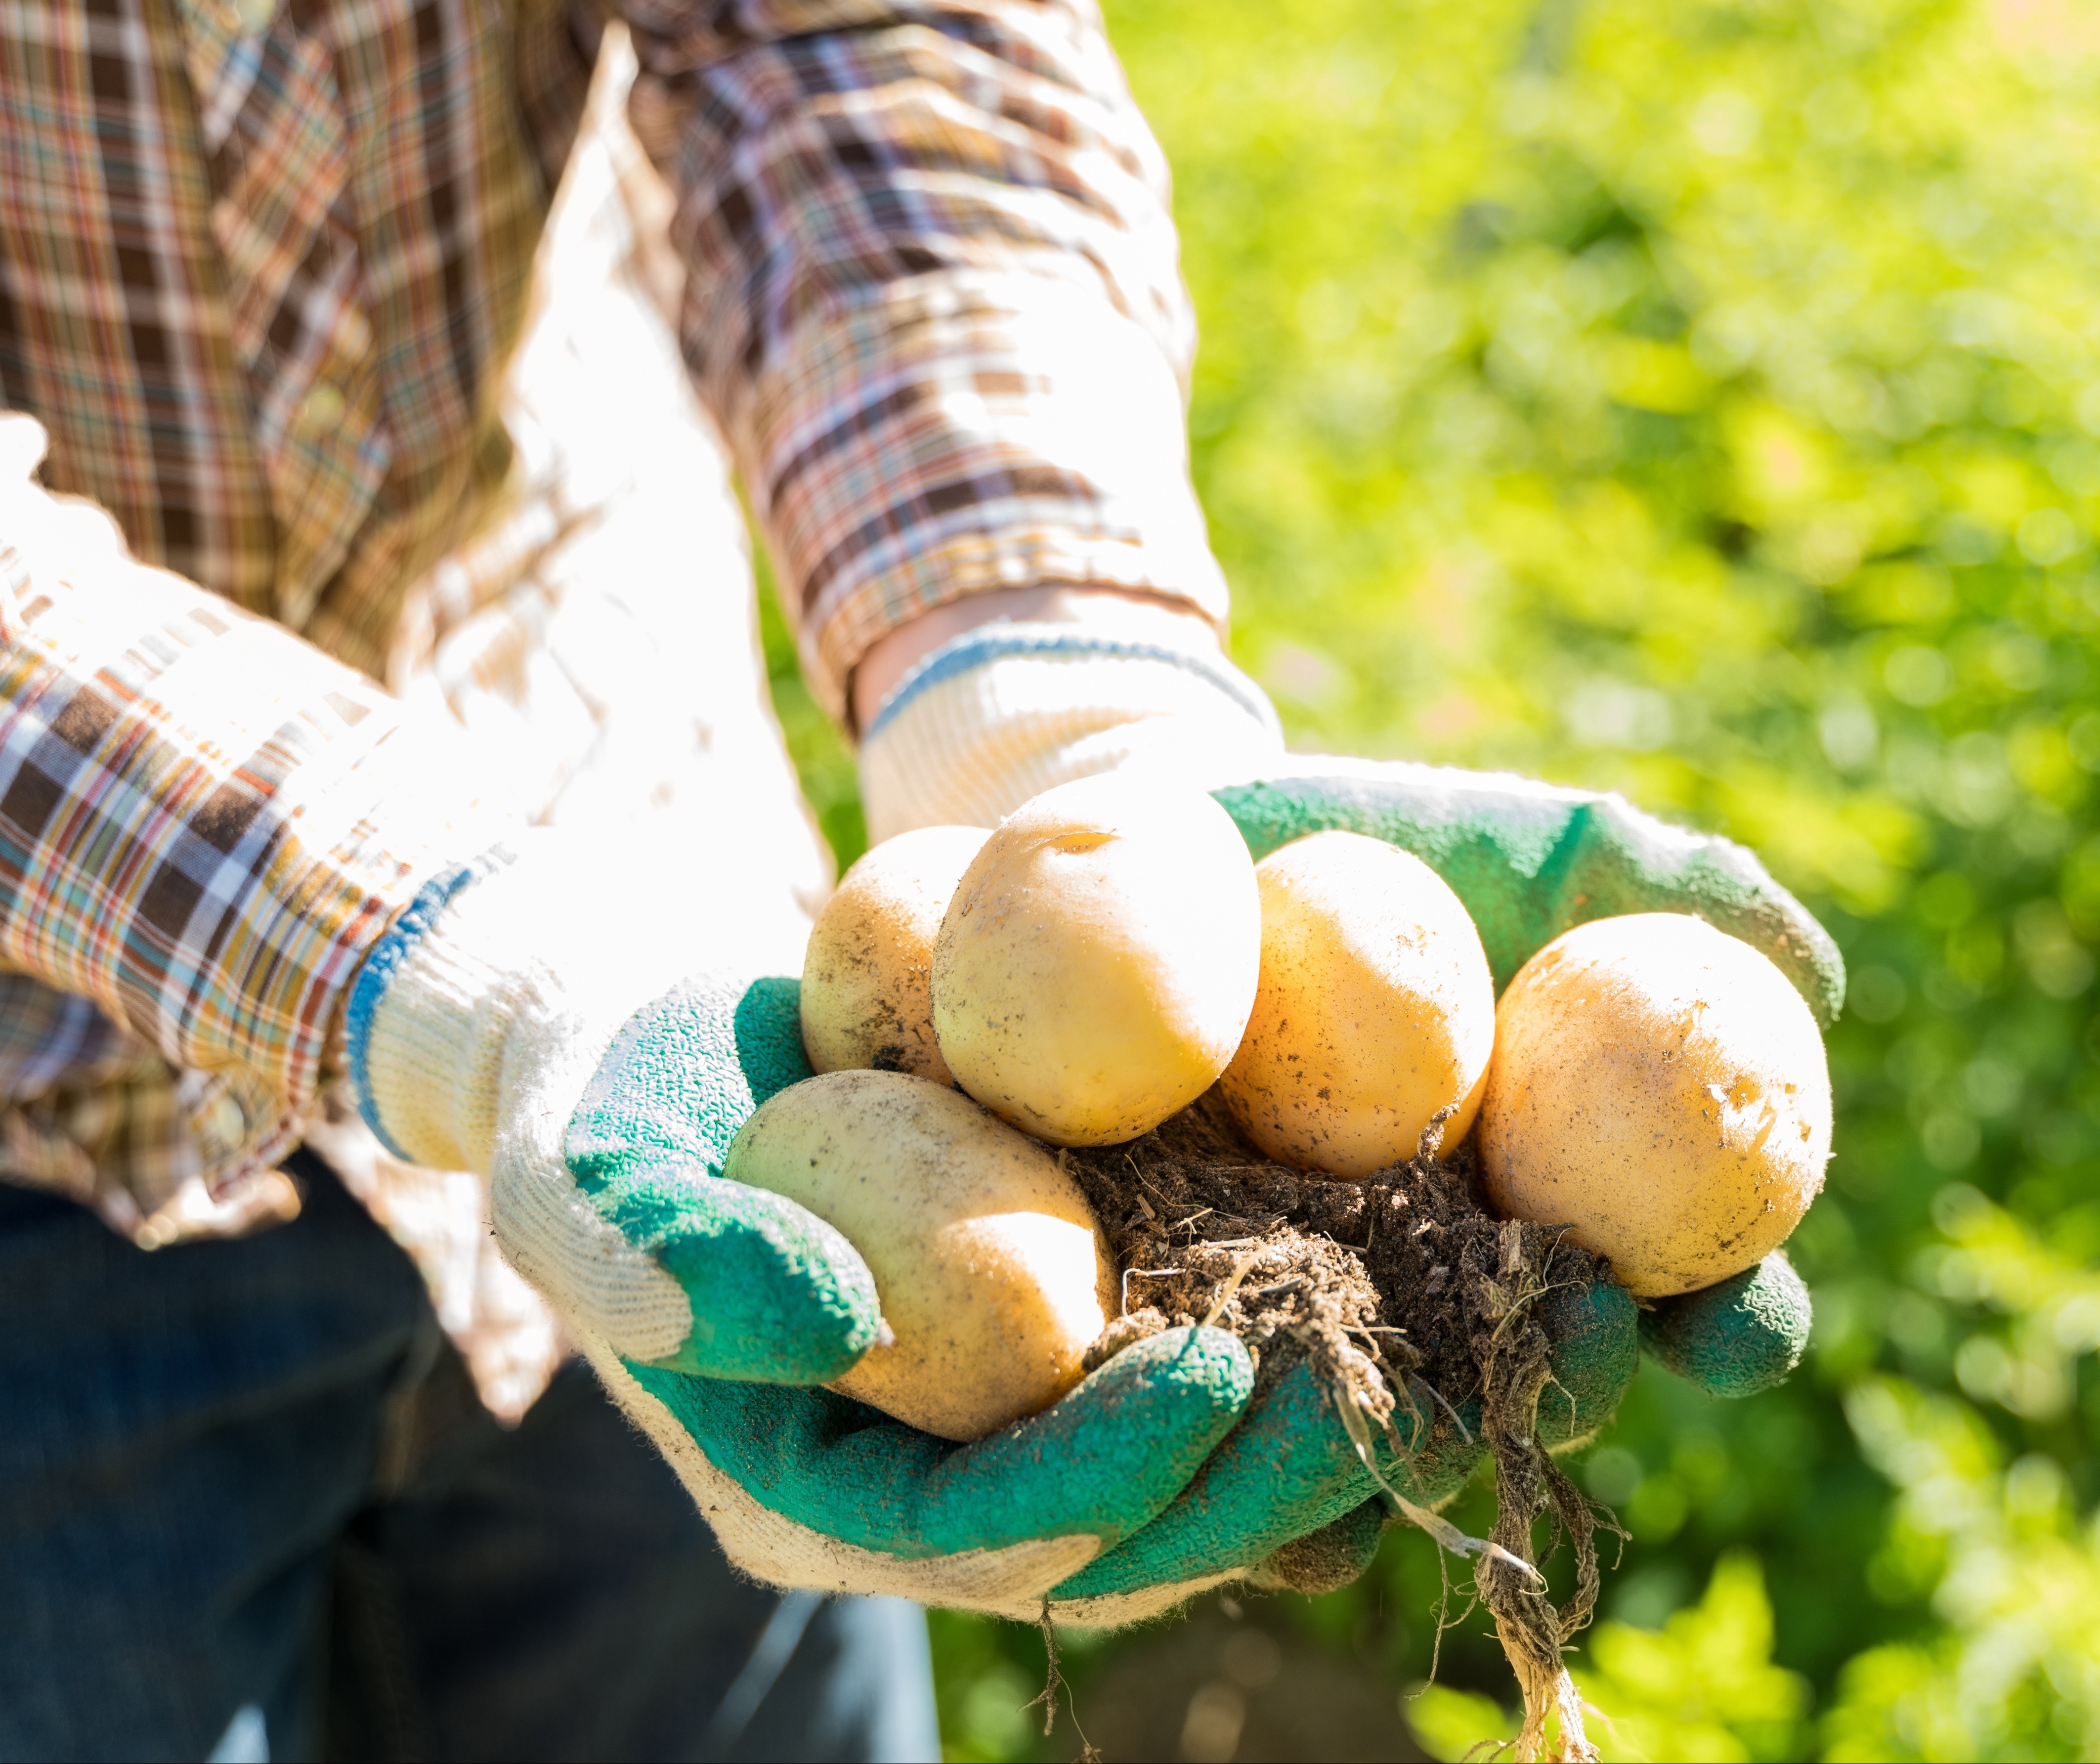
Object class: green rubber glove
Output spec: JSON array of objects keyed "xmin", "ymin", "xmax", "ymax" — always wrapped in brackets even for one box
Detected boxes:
[
  {"xmin": 568, "ymin": 967, "xmax": 1642, "ymax": 1625},
  {"xmin": 857, "ymin": 632, "xmax": 1831, "ymax": 1609},
  {"xmin": 586, "ymin": 759, "xmax": 1826, "ymax": 1619},
  {"xmin": 1214, "ymin": 763, "xmax": 1836, "ymax": 1397},
  {"xmin": 346, "ymin": 846, "xmax": 1255, "ymax": 1619},
  {"xmin": 575, "ymin": 975, "xmax": 1254, "ymax": 1616},
  {"xmin": 1046, "ymin": 763, "xmax": 1834, "ymax": 1610},
  {"xmin": 346, "ymin": 752, "xmax": 1832, "ymax": 1619},
  {"xmin": 1640, "ymin": 1251, "xmax": 1814, "ymax": 1397}
]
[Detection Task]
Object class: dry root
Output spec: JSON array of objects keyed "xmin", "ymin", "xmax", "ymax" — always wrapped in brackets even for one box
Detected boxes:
[
  {"xmin": 1468, "ymin": 1217, "xmax": 1625, "ymax": 1762},
  {"xmin": 1069, "ymin": 1090, "xmax": 1625, "ymax": 1763}
]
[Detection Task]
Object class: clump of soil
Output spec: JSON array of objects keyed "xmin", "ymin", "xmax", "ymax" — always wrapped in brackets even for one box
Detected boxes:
[{"xmin": 1066, "ymin": 1088, "xmax": 1619, "ymax": 1764}]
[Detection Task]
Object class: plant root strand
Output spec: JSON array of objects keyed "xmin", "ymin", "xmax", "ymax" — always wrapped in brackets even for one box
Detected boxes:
[
  {"xmin": 1027, "ymin": 1599, "xmax": 1102, "ymax": 1764},
  {"xmin": 1070, "ymin": 1088, "xmax": 1625, "ymax": 1762}
]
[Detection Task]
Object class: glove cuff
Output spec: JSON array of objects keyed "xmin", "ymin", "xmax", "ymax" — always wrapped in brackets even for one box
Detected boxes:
[
  {"xmin": 858, "ymin": 625, "xmax": 1285, "ymax": 843},
  {"xmin": 345, "ymin": 844, "xmax": 530, "ymax": 1170},
  {"xmin": 346, "ymin": 829, "xmax": 702, "ymax": 1171},
  {"xmin": 343, "ymin": 833, "xmax": 713, "ymax": 1365}
]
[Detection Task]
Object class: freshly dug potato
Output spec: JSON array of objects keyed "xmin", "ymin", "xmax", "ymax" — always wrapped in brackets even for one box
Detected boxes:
[
  {"xmin": 801, "ymin": 825, "xmax": 988, "ymax": 1085},
  {"xmin": 723, "ymin": 1068, "xmax": 1117, "ymax": 1441},
  {"xmin": 1477, "ymin": 913, "xmax": 1833, "ymax": 1298},
  {"xmin": 932, "ymin": 774, "xmax": 1261, "ymax": 1147},
  {"xmin": 1220, "ymin": 830, "xmax": 1496, "ymax": 1177}
]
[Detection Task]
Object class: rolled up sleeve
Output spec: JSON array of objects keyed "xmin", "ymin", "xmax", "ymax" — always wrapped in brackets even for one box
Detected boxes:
[
  {"xmin": 0, "ymin": 418, "xmax": 509, "ymax": 1139},
  {"xmin": 619, "ymin": 0, "xmax": 1227, "ymax": 723}
]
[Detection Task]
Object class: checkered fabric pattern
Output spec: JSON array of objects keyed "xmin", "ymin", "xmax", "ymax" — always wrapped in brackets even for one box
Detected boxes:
[
  {"xmin": 625, "ymin": 0, "xmax": 1226, "ymax": 713},
  {"xmin": 0, "ymin": 451, "xmax": 515, "ymax": 1242},
  {"xmin": 0, "ymin": 0, "xmax": 1221, "ymax": 1251}
]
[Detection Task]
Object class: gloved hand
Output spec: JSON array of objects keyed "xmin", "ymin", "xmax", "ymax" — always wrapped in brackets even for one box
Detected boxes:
[
  {"xmin": 856, "ymin": 621, "xmax": 1840, "ymax": 1611},
  {"xmin": 342, "ymin": 838, "xmax": 1255, "ymax": 1619},
  {"xmin": 343, "ymin": 834, "xmax": 1634, "ymax": 1622}
]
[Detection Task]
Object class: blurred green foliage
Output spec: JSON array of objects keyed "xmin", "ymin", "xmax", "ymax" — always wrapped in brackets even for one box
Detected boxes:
[
  {"xmin": 765, "ymin": 0, "xmax": 2100, "ymax": 1753},
  {"xmin": 1415, "ymin": 1553, "xmax": 1809, "ymax": 1761}
]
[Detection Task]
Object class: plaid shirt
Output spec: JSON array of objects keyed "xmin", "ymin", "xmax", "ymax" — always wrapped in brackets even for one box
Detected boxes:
[{"xmin": 0, "ymin": 0, "xmax": 1224, "ymax": 1259}]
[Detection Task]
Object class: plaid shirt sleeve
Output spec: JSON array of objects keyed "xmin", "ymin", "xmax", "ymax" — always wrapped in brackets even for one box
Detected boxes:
[
  {"xmin": 620, "ymin": 0, "xmax": 1229, "ymax": 724},
  {"xmin": 0, "ymin": 418, "xmax": 511, "ymax": 1199}
]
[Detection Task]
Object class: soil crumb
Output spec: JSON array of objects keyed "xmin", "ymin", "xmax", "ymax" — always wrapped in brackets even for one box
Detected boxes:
[{"xmin": 1067, "ymin": 1086, "xmax": 1618, "ymax": 1763}]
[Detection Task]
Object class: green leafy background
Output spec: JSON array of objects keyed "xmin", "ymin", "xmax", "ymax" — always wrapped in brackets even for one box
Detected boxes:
[{"xmin": 758, "ymin": 0, "xmax": 2100, "ymax": 1753}]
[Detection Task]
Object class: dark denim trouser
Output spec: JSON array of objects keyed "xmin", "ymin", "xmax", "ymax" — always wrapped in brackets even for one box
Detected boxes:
[{"xmin": 0, "ymin": 1152, "xmax": 939, "ymax": 1764}]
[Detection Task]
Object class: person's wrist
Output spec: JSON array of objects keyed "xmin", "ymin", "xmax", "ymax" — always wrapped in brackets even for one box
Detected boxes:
[
  {"xmin": 343, "ymin": 825, "xmax": 773, "ymax": 1175},
  {"xmin": 857, "ymin": 616, "xmax": 1284, "ymax": 842},
  {"xmin": 851, "ymin": 584, "xmax": 1224, "ymax": 734},
  {"xmin": 345, "ymin": 851, "xmax": 526, "ymax": 1171}
]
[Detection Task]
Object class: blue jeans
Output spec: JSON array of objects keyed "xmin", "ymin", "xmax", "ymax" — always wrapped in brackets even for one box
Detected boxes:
[{"xmin": 0, "ymin": 1154, "xmax": 939, "ymax": 1763}]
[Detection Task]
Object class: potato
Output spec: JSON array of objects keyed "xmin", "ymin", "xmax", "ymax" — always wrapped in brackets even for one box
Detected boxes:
[
  {"xmin": 932, "ymin": 774, "xmax": 1261, "ymax": 1147},
  {"xmin": 1477, "ymin": 912, "xmax": 1833, "ymax": 1298},
  {"xmin": 801, "ymin": 825, "xmax": 988, "ymax": 1085},
  {"xmin": 723, "ymin": 1068, "xmax": 1117, "ymax": 1441},
  {"xmin": 1219, "ymin": 830, "xmax": 1496, "ymax": 1176}
]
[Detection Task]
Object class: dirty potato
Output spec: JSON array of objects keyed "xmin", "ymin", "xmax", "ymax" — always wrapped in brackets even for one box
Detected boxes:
[
  {"xmin": 933, "ymin": 775, "xmax": 1260, "ymax": 1147},
  {"xmin": 723, "ymin": 1068, "xmax": 1117, "ymax": 1440},
  {"xmin": 800, "ymin": 825, "xmax": 989, "ymax": 1086},
  {"xmin": 1477, "ymin": 912, "xmax": 1833, "ymax": 1297},
  {"xmin": 1220, "ymin": 830, "xmax": 1496, "ymax": 1177}
]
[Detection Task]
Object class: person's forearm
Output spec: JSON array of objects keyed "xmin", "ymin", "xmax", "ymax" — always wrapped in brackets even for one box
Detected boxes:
[
  {"xmin": 851, "ymin": 585, "xmax": 1218, "ymax": 732},
  {"xmin": 0, "ymin": 417, "xmax": 510, "ymax": 1103},
  {"xmin": 621, "ymin": 0, "xmax": 1226, "ymax": 729}
]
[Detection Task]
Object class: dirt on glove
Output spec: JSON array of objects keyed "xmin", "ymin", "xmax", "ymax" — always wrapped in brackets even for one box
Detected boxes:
[{"xmin": 1067, "ymin": 1087, "xmax": 1621, "ymax": 1764}]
